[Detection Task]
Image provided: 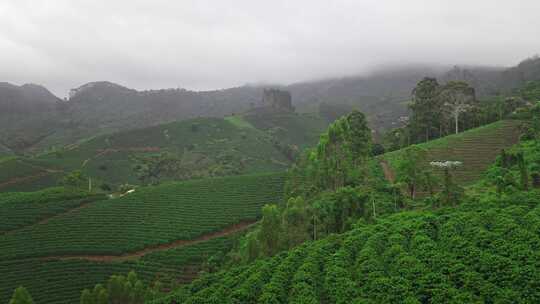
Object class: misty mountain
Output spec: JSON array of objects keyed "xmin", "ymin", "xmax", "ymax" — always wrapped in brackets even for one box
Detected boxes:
[
  {"xmin": 0, "ymin": 82, "xmax": 60, "ymax": 115},
  {"xmin": 1, "ymin": 56, "xmax": 539, "ymax": 153}
]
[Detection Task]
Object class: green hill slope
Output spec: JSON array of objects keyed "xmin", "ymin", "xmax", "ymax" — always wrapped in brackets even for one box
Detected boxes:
[
  {"xmin": 0, "ymin": 173, "xmax": 285, "ymax": 304},
  {"xmin": 382, "ymin": 120, "xmax": 523, "ymax": 185},
  {"xmin": 0, "ymin": 117, "xmax": 293, "ymax": 192},
  {"xmin": 154, "ymin": 189, "xmax": 540, "ymax": 303},
  {"xmin": 241, "ymin": 111, "xmax": 328, "ymax": 151},
  {"xmin": 0, "ymin": 157, "xmax": 63, "ymax": 192}
]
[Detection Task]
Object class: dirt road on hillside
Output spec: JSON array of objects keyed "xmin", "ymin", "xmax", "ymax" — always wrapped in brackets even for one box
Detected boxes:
[{"xmin": 40, "ymin": 221, "xmax": 256, "ymax": 262}]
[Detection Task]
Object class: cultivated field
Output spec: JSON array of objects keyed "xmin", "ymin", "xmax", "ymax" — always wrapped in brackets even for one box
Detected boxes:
[
  {"xmin": 155, "ymin": 197, "xmax": 540, "ymax": 303},
  {"xmin": 382, "ymin": 120, "xmax": 523, "ymax": 185},
  {"xmin": 0, "ymin": 173, "xmax": 285, "ymax": 303}
]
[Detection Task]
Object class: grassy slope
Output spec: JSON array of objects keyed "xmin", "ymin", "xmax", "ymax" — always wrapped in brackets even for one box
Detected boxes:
[
  {"xmin": 382, "ymin": 120, "xmax": 523, "ymax": 185},
  {"xmin": 0, "ymin": 173, "xmax": 285, "ymax": 304},
  {"xmin": 242, "ymin": 112, "xmax": 329, "ymax": 150}
]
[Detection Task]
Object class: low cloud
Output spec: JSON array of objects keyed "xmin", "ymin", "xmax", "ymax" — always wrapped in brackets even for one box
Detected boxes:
[{"xmin": 0, "ymin": 0, "xmax": 539, "ymax": 96}]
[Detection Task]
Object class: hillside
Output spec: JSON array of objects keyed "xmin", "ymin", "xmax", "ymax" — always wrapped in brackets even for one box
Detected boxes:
[
  {"xmin": 0, "ymin": 83, "xmax": 64, "ymax": 151},
  {"xmin": 0, "ymin": 173, "xmax": 286, "ymax": 304},
  {"xmin": 241, "ymin": 111, "xmax": 328, "ymax": 151},
  {"xmin": 382, "ymin": 120, "xmax": 523, "ymax": 185},
  {"xmin": 3, "ymin": 56, "xmax": 539, "ymax": 153},
  {"xmin": 0, "ymin": 158, "xmax": 63, "ymax": 192},
  {"xmin": 0, "ymin": 82, "xmax": 59, "ymax": 115},
  {"xmin": 154, "ymin": 189, "xmax": 540, "ymax": 303},
  {"xmin": 0, "ymin": 117, "xmax": 296, "ymax": 192}
]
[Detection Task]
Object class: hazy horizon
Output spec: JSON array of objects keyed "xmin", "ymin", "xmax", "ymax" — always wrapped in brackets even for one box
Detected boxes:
[{"xmin": 1, "ymin": 0, "xmax": 539, "ymax": 97}]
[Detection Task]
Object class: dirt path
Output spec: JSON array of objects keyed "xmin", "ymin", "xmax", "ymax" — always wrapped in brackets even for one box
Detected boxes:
[
  {"xmin": 41, "ymin": 221, "xmax": 256, "ymax": 262},
  {"xmin": 379, "ymin": 159, "xmax": 396, "ymax": 183}
]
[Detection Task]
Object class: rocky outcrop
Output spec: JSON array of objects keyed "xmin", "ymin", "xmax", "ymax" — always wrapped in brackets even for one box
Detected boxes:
[{"xmin": 262, "ymin": 89, "xmax": 294, "ymax": 112}]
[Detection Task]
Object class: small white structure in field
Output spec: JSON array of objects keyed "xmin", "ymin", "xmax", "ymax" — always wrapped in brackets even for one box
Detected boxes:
[{"xmin": 430, "ymin": 161, "xmax": 463, "ymax": 168}]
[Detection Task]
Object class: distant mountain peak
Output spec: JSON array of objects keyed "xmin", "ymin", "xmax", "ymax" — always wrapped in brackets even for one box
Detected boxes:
[{"xmin": 69, "ymin": 81, "xmax": 134, "ymax": 99}]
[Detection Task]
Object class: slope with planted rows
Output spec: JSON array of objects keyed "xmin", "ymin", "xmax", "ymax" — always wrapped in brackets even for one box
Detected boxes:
[
  {"xmin": 383, "ymin": 120, "xmax": 523, "ymax": 185},
  {"xmin": 154, "ymin": 190, "xmax": 540, "ymax": 303},
  {"xmin": 0, "ymin": 173, "xmax": 285, "ymax": 304}
]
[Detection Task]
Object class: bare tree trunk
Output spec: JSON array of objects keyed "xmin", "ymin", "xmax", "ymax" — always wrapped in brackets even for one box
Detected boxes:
[{"xmin": 454, "ymin": 111, "xmax": 459, "ymax": 134}]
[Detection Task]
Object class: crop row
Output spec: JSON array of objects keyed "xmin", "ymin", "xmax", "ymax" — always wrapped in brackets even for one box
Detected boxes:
[
  {"xmin": 384, "ymin": 120, "xmax": 522, "ymax": 185},
  {"xmin": 157, "ymin": 194, "xmax": 540, "ymax": 303},
  {"xmin": 0, "ymin": 173, "xmax": 285, "ymax": 260},
  {"xmin": 0, "ymin": 187, "xmax": 100, "ymax": 232},
  {"xmin": 0, "ymin": 235, "xmax": 237, "ymax": 304}
]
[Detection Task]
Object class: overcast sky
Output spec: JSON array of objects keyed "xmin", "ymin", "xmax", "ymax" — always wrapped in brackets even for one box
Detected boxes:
[{"xmin": 1, "ymin": 0, "xmax": 539, "ymax": 97}]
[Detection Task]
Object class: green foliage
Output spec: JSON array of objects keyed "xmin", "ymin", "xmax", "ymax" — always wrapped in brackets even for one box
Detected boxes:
[
  {"xmin": 156, "ymin": 185, "xmax": 540, "ymax": 303},
  {"xmin": 398, "ymin": 77, "xmax": 531, "ymax": 150},
  {"xmin": 81, "ymin": 270, "xmax": 162, "ymax": 304},
  {"xmin": 520, "ymin": 80, "xmax": 540, "ymax": 101},
  {"xmin": 258, "ymin": 204, "xmax": 283, "ymax": 257},
  {"xmin": 9, "ymin": 286, "xmax": 34, "ymax": 304},
  {"xmin": 286, "ymin": 110, "xmax": 372, "ymax": 197},
  {"xmin": 409, "ymin": 77, "xmax": 442, "ymax": 142},
  {"xmin": 394, "ymin": 145, "xmax": 431, "ymax": 199},
  {"xmin": 60, "ymin": 170, "xmax": 87, "ymax": 189},
  {"xmin": 282, "ymin": 197, "xmax": 310, "ymax": 247}
]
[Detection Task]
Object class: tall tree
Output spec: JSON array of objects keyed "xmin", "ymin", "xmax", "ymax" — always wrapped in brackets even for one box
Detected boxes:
[
  {"xmin": 282, "ymin": 197, "xmax": 310, "ymax": 248},
  {"xmin": 410, "ymin": 78, "xmax": 442, "ymax": 142},
  {"xmin": 258, "ymin": 204, "xmax": 282, "ymax": 256},
  {"xmin": 9, "ymin": 287, "xmax": 34, "ymax": 304},
  {"xmin": 395, "ymin": 145, "xmax": 431, "ymax": 199},
  {"xmin": 439, "ymin": 81, "xmax": 476, "ymax": 134},
  {"xmin": 286, "ymin": 110, "xmax": 372, "ymax": 197}
]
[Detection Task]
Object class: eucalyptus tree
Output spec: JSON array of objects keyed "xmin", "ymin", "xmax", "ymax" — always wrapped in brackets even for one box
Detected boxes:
[
  {"xmin": 396, "ymin": 145, "xmax": 431, "ymax": 200},
  {"xmin": 439, "ymin": 81, "xmax": 476, "ymax": 134},
  {"xmin": 286, "ymin": 110, "xmax": 372, "ymax": 198},
  {"xmin": 430, "ymin": 160, "xmax": 462, "ymax": 206},
  {"xmin": 410, "ymin": 77, "xmax": 442, "ymax": 142}
]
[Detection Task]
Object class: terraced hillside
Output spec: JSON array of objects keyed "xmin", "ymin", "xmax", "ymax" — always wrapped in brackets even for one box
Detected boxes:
[
  {"xmin": 383, "ymin": 120, "xmax": 523, "ymax": 185},
  {"xmin": 0, "ymin": 187, "xmax": 102, "ymax": 233},
  {"xmin": 0, "ymin": 117, "xmax": 292, "ymax": 192},
  {"xmin": 0, "ymin": 157, "xmax": 63, "ymax": 192},
  {"xmin": 154, "ymin": 191, "xmax": 540, "ymax": 303},
  {"xmin": 0, "ymin": 173, "xmax": 285, "ymax": 304}
]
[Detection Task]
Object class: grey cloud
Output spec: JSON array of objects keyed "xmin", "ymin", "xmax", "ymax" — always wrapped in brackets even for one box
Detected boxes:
[{"xmin": 0, "ymin": 0, "xmax": 539, "ymax": 97}]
